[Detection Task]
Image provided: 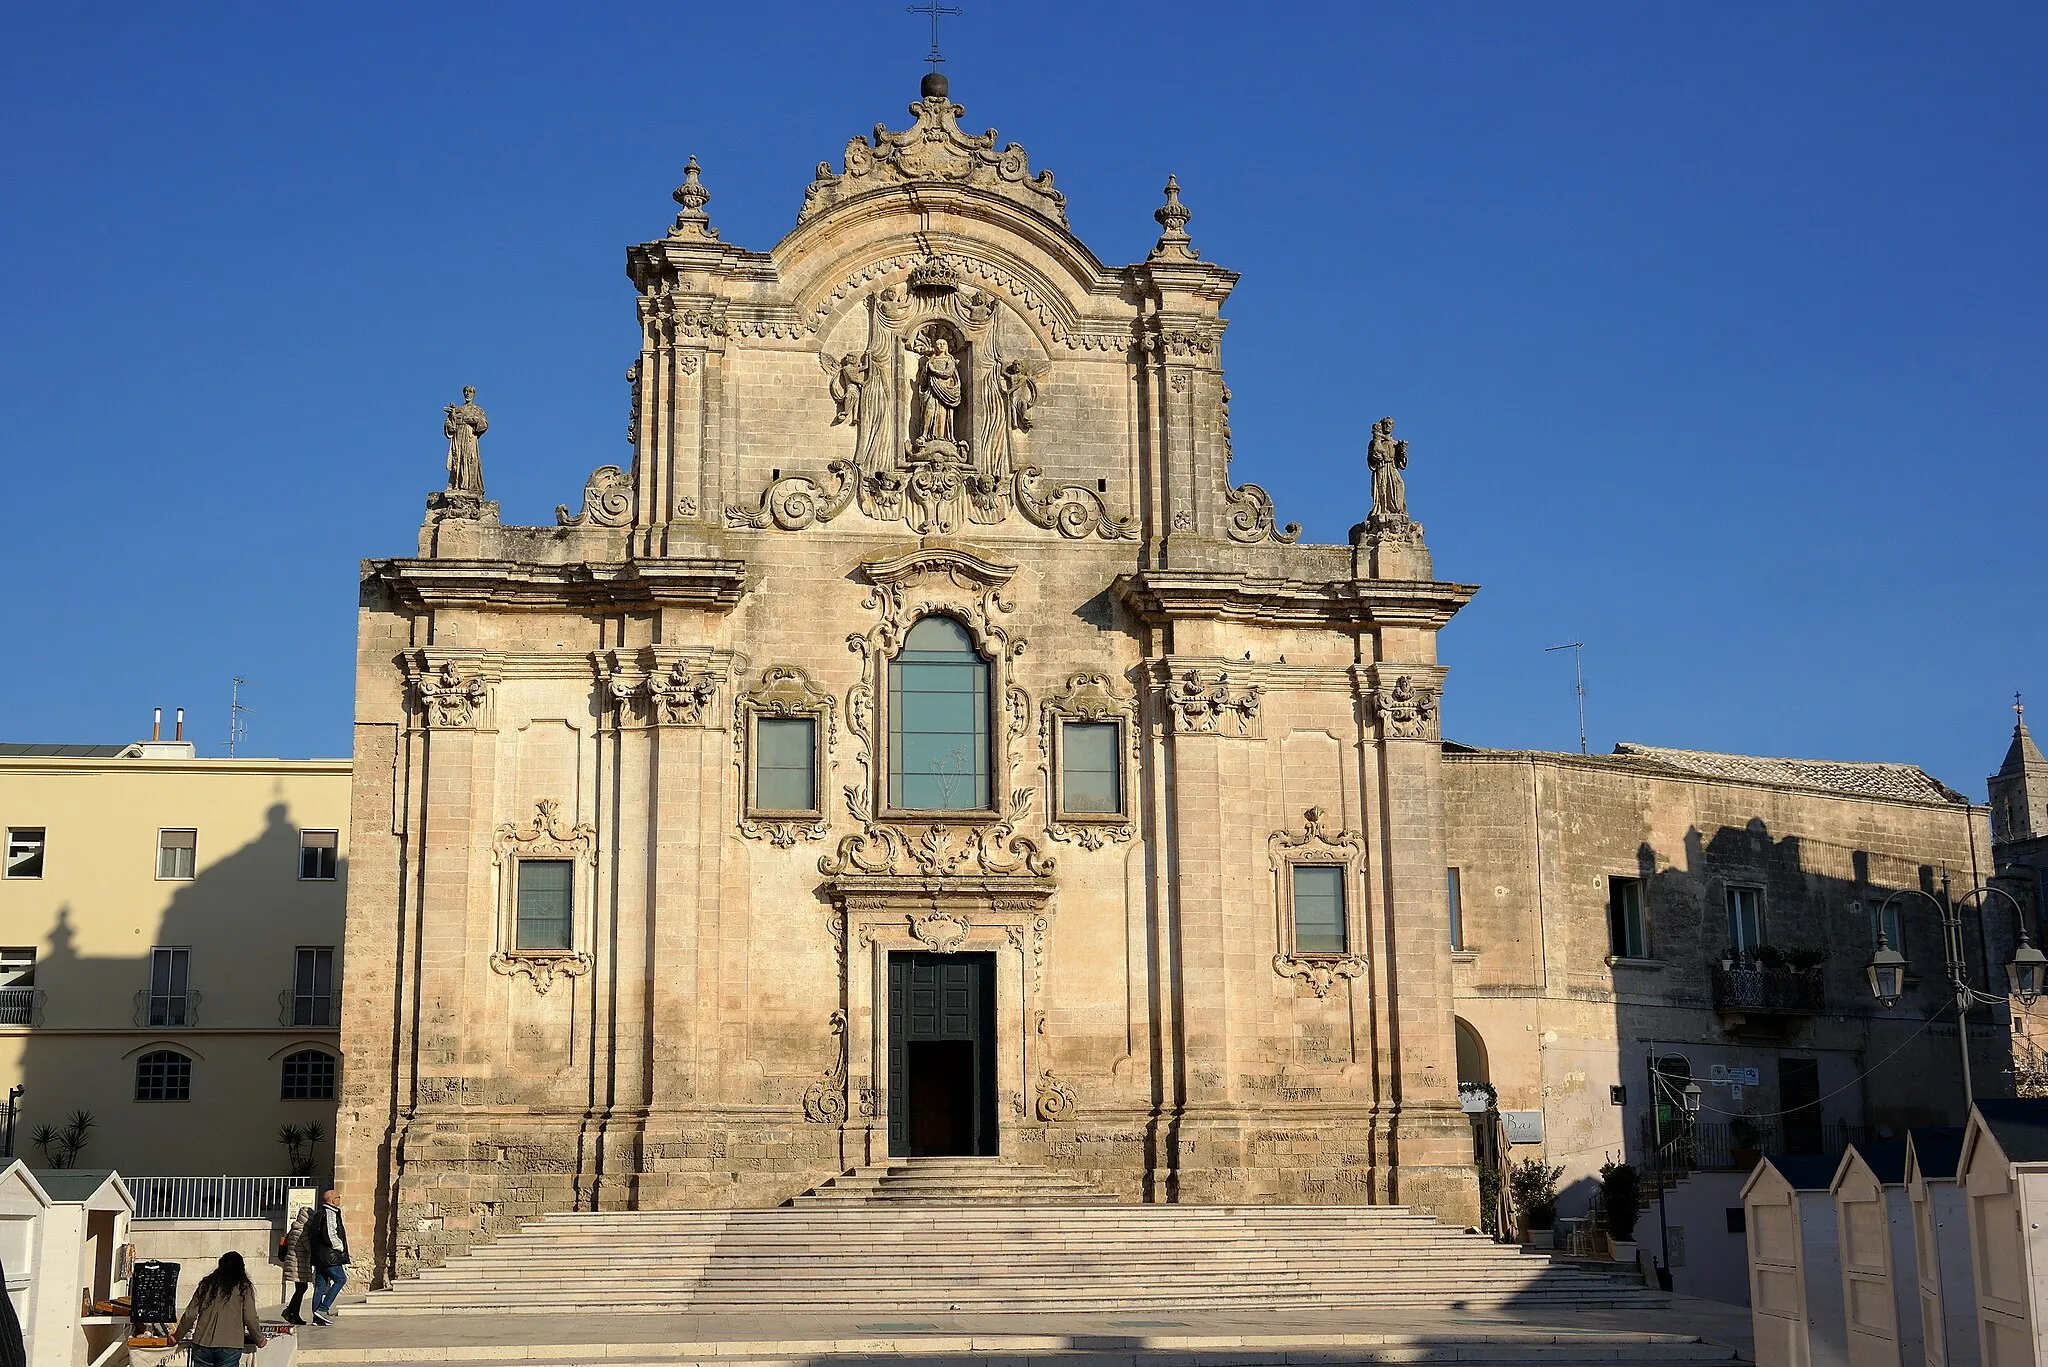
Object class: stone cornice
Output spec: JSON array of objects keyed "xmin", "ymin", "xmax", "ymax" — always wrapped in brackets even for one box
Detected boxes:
[
  {"xmin": 1112, "ymin": 570, "xmax": 1477, "ymax": 630},
  {"xmin": 370, "ymin": 557, "xmax": 748, "ymax": 613}
]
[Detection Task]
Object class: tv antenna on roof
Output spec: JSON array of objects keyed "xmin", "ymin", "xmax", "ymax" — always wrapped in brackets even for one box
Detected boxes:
[
  {"xmin": 1545, "ymin": 643, "xmax": 1587, "ymax": 755},
  {"xmin": 228, "ymin": 676, "xmax": 253, "ymax": 758},
  {"xmin": 907, "ymin": 0, "xmax": 962, "ymax": 72}
]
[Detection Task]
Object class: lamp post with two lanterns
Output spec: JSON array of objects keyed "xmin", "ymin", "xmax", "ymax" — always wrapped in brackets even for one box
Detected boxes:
[
  {"xmin": 1645, "ymin": 1056, "xmax": 1702, "ymax": 1290},
  {"xmin": 1863, "ymin": 877, "xmax": 2046, "ymax": 1111}
]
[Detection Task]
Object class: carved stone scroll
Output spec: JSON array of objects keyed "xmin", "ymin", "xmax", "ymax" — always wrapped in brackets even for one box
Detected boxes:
[
  {"xmin": 1372, "ymin": 675, "xmax": 1440, "ymax": 741},
  {"xmin": 1164, "ymin": 669, "xmax": 1262, "ymax": 736},
  {"xmin": 412, "ymin": 659, "xmax": 490, "ymax": 729},
  {"xmin": 802, "ymin": 1010, "xmax": 849, "ymax": 1123},
  {"xmin": 645, "ymin": 663, "xmax": 720, "ymax": 727},
  {"xmin": 798, "ymin": 85, "xmax": 1067, "ymax": 228},
  {"xmin": 1272, "ymin": 954, "xmax": 1367, "ymax": 999},
  {"xmin": 1035, "ymin": 1067, "xmax": 1078, "ymax": 1121},
  {"xmin": 1223, "ymin": 481, "xmax": 1302, "ymax": 545},
  {"xmin": 556, "ymin": 465, "xmax": 633, "ymax": 528}
]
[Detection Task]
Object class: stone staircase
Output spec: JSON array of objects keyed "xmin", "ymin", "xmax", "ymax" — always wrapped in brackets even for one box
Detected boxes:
[{"xmin": 354, "ymin": 1159, "xmax": 1671, "ymax": 1319}]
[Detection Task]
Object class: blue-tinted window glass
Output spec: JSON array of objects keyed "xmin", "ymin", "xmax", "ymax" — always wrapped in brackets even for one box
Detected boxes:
[
  {"xmin": 516, "ymin": 859, "xmax": 574, "ymax": 952},
  {"xmin": 888, "ymin": 617, "xmax": 990, "ymax": 811},
  {"xmin": 1292, "ymin": 865, "xmax": 1347, "ymax": 954},
  {"xmin": 755, "ymin": 717, "xmax": 818, "ymax": 812},
  {"xmin": 1061, "ymin": 722, "xmax": 1122, "ymax": 815}
]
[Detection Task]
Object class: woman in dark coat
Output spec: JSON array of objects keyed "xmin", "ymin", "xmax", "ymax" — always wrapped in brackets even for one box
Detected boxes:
[{"xmin": 280, "ymin": 1203, "xmax": 316, "ymax": 1325}]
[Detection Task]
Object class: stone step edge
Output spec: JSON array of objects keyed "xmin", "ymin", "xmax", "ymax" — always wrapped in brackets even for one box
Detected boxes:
[{"xmin": 303, "ymin": 1326, "xmax": 1703, "ymax": 1362}]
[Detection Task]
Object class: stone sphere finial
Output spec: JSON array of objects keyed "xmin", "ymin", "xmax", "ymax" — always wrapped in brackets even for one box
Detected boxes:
[{"xmin": 920, "ymin": 71, "xmax": 950, "ymax": 100}]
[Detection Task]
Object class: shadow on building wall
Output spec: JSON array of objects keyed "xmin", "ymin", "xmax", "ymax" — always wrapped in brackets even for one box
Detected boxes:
[{"xmin": 16, "ymin": 801, "xmax": 346, "ymax": 1178}]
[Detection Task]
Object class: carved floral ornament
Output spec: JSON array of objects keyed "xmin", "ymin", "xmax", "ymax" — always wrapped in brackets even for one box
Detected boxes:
[
  {"xmin": 1161, "ymin": 667, "xmax": 1262, "ymax": 737},
  {"xmin": 489, "ymin": 799, "xmax": 597, "ymax": 995},
  {"xmin": 1268, "ymin": 807, "xmax": 1368, "ymax": 1000},
  {"xmin": 597, "ymin": 652, "xmax": 724, "ymax": 728},
  {"xmin": 735, "ymin": 666, "xmax": 836, "ymax": 850},
  {"xmin": 798, "ymin": 86, "xmax": 1068, "ymax": 228},
  {"xmin": 1372, "ymin": 673, "xmax": 1441, "ymax": 741},
  {"xmin": 410, "ymin": 657, "xmax": 491, "ymax": 729}
]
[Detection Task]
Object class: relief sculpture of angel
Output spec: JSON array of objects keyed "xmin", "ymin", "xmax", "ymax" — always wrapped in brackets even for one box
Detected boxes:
[
  {"xmin": 996, "ymin": 356, "xmax": 1049, "ymax": 431},
  {"xmin": 820, "ymin": 351, "xmax": 870, "ymax": 427}
]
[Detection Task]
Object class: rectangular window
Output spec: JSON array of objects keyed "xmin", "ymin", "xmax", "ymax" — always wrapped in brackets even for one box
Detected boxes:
[
  {"xmin": 1727, "ymin": 887, "xmax": 1763, "ymax": 953},
  {"xmin": 147, "ymin": 946, "xmax": 191, "ymax": 1027},
  {"xmin": 156, "ymin": 828, "xmax": 197, "ymax": 881},
  {"xmin": 0, "ymin": 948, "xmax": 34, "ymax": 1028},
  {"xmin": 1291, "ymin": 865, "xmax": 1348, "ymax": 955},
  {"xmin": 754, "ymin": 717, "xmax": 819, "ymax": 813},
  {"xmin": 1608, "ymin": 876, "xmax": 1648, "ymax": 959},
  {"xmin": 299, "ymin": 830, "xmax": 338, "ymax": 881},
  {"xmin": 1059, "ymin": 721, "xmax": 1123, "ymax": 816},
  {"xmin": 4, "ymin": 829, "xmax": 44, "ymax": 880},
  {"xmin": 292, "ymin": 947, "xmax": 335, "ymax": 1026},
  {"xmin": 1447, "ymin": 867, "xmax": 1464, "ymax": 951},
  {"xmin": 1875, "ymin": 899, "xmax": 1902, "ymax": 949},
  {"xmin": 515, "ymin": 859, "xmax": 574, "ymax": 952}
]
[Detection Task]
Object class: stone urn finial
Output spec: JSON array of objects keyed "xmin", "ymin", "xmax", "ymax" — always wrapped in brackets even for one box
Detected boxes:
[
  {"xmin": 1149, "ymin": 174, "xmax": 1199, "ymax": 262},
  {"xmin": 669, "ymin": 156, "xmax": 719, "ymax": 241}
]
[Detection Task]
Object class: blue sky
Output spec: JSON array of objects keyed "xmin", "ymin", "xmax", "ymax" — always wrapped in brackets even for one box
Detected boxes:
[{"xmin": 2, "ymin": 3, "xmax": 2041, "ymax": 797}]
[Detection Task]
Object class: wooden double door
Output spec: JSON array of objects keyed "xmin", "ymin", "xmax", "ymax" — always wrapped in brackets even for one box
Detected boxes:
[{"xmin": 886, "ymin": 951, "xmax": 998, "ymax": 1157}]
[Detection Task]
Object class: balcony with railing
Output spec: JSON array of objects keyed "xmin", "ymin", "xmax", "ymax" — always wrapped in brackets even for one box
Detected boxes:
[
  {"xmin": 1642, "ymin": 1116, "xmax": 1869, "ymax": 1176},
  {"xmin": 0, "ymin": 989, "xmax": 44, "ymax": 1028},
  {"xmin": 1710, "ymin": 950, "xmax": 1826, "ymax": 1020},
  {"xmin": 133, "ymin": 990, "xmax": 201, "ymax": 1028},
  {"xmin": 279, "ymin": 990, "xmax": 341, "ymax": 1028}
]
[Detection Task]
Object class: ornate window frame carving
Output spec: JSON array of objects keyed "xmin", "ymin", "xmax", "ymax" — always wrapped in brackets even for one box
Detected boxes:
[
  {"xmin": 489, "ymin": 799, "xmax": 596, "ymax": 994},
  {"xmin": 736, "ymin": 665, "xmax": 835, "ymax": 848},
  {"xmin": 1040, "ymin": 670, "xmax": 1136, "ymax": 850},
  {"xmin": 1268, "ymin": 806, "xmax": 1367, "ymax": 998}
]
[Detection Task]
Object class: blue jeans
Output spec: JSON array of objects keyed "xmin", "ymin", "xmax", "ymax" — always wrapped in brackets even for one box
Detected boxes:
[
  {"xmin": 313, "ymin": 1263, "xmax": 348, "ymax": 1313},
  {"xmin": 191, "ymin": 1348, "xmax": 244, "ymax": 1367}
]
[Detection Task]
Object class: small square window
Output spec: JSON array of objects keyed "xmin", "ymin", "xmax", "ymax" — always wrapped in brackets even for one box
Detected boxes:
[
  {"xmin": 1059, "ymin": 721, "xmax": 1123, "ymax": 817},
  {"xmin": 157, "ymin": 829, "xmax": 197, "ymax": 881},
  {"xmin": 4, "ymin": 829, "xmax": 44, "ymax": 880},
  {"xmin": 754, "ymin": 717, "xmax": 818, "ymax": 814},
  {"xmin": 134, "ymin": 1049, "xmax": 192, "ymax": 1102},
  {"xmin": 299, "ymin": 830, "xmax": 338, "ymax": 881},
  {"xmin": 1609, "ymin": 876, "xmax": 1648, "ymax": 959},
  {"xmin": 1291, "ymin": 864, "xmax": 1348, "ymax": 955},
  {"xmin": 515, "ymin": 859, "xmax": 574, "ymax": 952}
]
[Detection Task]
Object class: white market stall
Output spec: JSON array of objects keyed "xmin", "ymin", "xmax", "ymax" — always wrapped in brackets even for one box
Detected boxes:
[
  {"xmin": 1745, "ymin": 1153, "xmax": 1851, "ymax": 1367},
  {"xmin": 1957, "ymin": 1099, "xmax": 2048, "ymax": 1367},
  {"xmin": 1906, "ymin": 1126, "xmax": 1977, "ymax": 1367},
  {"xmin": 1831, "ymin": 1140, "xmax": 1918, "ymax": 1367}
]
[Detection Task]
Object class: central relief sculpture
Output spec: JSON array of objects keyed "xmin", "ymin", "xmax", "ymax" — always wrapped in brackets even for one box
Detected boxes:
[{"xmin": 729, "ymin": 263, "xmax": 1126, "ymax": 540}]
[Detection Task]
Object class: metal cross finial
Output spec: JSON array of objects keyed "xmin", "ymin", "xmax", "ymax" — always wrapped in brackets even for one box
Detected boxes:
[
  {"xmin": 907, "ymin": 0, "xmax": 962, "ymax": 71},
  {"xmin": 2017, "ymin": 692, "xmax": 2027, "ymax": 723}
]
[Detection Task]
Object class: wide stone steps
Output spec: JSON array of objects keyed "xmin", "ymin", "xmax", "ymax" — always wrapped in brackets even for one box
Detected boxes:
[{"xmin": 791, "ymin": 1158, "xmax": 1121, "ymax": 1204}]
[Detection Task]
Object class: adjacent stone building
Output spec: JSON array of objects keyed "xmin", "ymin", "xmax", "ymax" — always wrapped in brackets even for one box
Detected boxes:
[{"xmin": 339, "ymin": 74, "xmax": 1477, "ymax": 1278}]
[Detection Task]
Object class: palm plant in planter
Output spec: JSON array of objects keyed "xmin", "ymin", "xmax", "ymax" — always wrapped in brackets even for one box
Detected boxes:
[
  {"xmin": 1509, "ymin": 1157, "xmax": 1564, "ymax": 1248},
  {"xmin": 1600, "ymin": 1161, "xmax": 1642, "ymax": 1262}
]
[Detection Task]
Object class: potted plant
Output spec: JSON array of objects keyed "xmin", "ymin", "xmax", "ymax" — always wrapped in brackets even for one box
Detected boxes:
[
  {"xmin": 1754, "ymin": 944, "xmax": 1786, "ymax": 971},
  {"xmin": 1730, "ymin": 1114, "xmax": 1763, "ymax": 1172},
  {"xmin": 1509, "ymin": 1156, "xmax": 1564, "ymax": 1249},
  {"xmin": 1784, "ymin": 947, "xmax": 1828, "ymax": 973},
  {"xmin": 1717, "ymin": 945, "xmax": 1738, "ymax": 972},
  {"xmin": 1600, "ymin": 1161, "xmax": 1642, "ymax": 1263},
  {"xmin": 1458, "ymin": 1080, "xmax": 1497, "ymax": 1114},
  {"xmin": 1477, "ymin": 1164, "xmax": 1505, "ymax": 1238}
]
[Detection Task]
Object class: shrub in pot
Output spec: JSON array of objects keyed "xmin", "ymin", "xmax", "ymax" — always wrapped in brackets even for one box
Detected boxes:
[
  {"xmin": 1509, "ymin": 1156, "xmax": 1564, "ymax": 1246},
  {"xmin": 1600, "ymin": 1161, "xmax": 1642, "ymax": 1258}
]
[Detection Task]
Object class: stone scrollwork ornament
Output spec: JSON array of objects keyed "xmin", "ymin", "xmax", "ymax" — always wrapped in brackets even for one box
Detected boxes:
[
  {"xmin": 413, "ymin": 660, "xmax": 489, "ymax": 729},
  {"xmin": 1373, "ymin": 674, "xmax": 1440, "ymax": 741},
  {"xmin": 910, "ymin": 911, "xmax": 970, "ymax": 954},
  {"xmin": 488, "ymin": 951, "xmax": 591, "ymax": 996},
  {"xmin": 1035, "ymin": 1067, "xmax": 1078, "ymax": 1121},
  {"xmin": 556, "ymin": 465, "xmax": 633, "ymax": 527},
  {"xmin": 1164, "ymin": 669, "xmax": 1262, "ymax": 736},
  {"xmin": 802, "ymin": 1009, "xmax": 849, "ymax": 1123},
  {"xmin": 645, "ymin": 663, "xmax": 720, "ymax": 727},
  {"xmin": 1222, "ymin": 481, "xmax": 1302, "ymax": 545},
  {"xmin": 1271, "ymin": 954, "xmax": 1366, "ymax": 999}
]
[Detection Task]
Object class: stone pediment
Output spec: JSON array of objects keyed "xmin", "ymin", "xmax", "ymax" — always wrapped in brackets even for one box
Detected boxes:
[{"xmin": 799, "ymin": 82, "xmax": 1066, "ymax": 229}]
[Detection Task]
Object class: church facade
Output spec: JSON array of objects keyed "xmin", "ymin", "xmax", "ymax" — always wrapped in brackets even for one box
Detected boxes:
[{"xmin": 336, "ymin": 74, "xmax": 1479, "ymax": 1278}]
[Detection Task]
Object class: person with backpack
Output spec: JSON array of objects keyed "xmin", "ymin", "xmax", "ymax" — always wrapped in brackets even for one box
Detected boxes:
[
  {"xmin": 306, "ymin": 1188, "xmax": 351, "ymax": 1326},
  {"xmin": 170, "ymin": 1252, "xmax": 264, "ymax": 1365}
]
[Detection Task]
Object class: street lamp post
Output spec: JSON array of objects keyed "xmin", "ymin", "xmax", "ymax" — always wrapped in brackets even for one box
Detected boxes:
[
  {"xmin": 1864, "ymin": 877, "xmax": 2045, "ymax": 1111},
  {"xmin": 1645, "ymin": 1056, "xmax": 1701, "ymax": 1291}
]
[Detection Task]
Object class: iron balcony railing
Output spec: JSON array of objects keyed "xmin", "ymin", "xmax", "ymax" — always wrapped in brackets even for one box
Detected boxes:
[
  {"xmin": 127, "ymin": 1175, "xmax": 318, "ymax": 1220},
  {"xmin": 1643, "ymin": 1116, "xmax": 1871, "ymax": 1174},
  {"xmin": 133, "ymin": 991, "xmax": 201, "ymax": 1028},
  {"xmin": 0, "ymin": 989, "xmax": 45, "ymax": 1028},
  {"xmin": 278, "ymin": 990, "xmax": 341, "ymax": 1028},
  {"xmin": 1710, "ymin": 958, "xmax": 1826, "ymax": 1015}
]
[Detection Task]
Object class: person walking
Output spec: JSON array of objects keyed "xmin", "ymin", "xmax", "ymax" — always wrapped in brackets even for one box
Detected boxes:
[
  {"xmin": 170, "ymin": 1252, "xmax": 264, "ymax": 1366},
  {"xmin": 306, "ymin": 1188, "xmax": 351, "ymax": 1326},
  {"xmin": 279, "ymin": 1201, "xmax": 315, "ymax": 1325}
]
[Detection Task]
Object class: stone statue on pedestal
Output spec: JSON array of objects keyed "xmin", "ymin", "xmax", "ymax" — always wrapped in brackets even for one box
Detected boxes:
[
  {"xmin": 443, "ymin": 386, "xmax": 490, "ymax": 497},
  {"xmin": 914, "ymin": 337, "xmax": 962, "ymax": 451},
  {"xmin": 1367, "ymin": 416, "xmax": 1408, "ymax": 526}
]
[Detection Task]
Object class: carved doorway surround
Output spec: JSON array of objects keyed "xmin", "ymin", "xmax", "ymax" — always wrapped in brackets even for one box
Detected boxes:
[{"xmin": 825, "ymin": 877, "xmax": 1055, "ymax": 1166}]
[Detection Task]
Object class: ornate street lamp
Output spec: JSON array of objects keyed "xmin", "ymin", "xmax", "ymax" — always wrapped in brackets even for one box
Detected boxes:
[
  {"xmin": 1681, "ymin": 1080, "xmax": 1702, "ymax": 1116},
  {"xmin": 1864, "ymin": 879, "xmax": 2040, "ymax": 1107}
]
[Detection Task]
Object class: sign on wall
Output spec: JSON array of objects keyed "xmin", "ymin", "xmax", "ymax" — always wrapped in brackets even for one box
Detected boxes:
[{"xmin": 1502, "ymin": 1111, "xmax": 1545, "ymax": 1145}]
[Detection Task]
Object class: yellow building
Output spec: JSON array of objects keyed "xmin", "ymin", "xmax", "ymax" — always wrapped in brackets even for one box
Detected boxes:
[{"xmin": 0, "ymin": 731, "xmax": 349, "ymax": 1177}]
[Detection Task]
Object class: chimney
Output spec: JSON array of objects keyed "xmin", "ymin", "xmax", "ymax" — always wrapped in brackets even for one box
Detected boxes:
[
  {"xmin": 152, "ymin": 707, "xmax": 162, "ymax": 741},
  {"xmin": 174, "ymin": 708, "xmax": 185, "ymax": 742}
]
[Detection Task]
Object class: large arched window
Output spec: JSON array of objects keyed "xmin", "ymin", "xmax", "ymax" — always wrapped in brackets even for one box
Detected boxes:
[
  {"xmin": 281, "ymin": 1049, "xmax": 337, "ymax": 1101},
  {"xmin": 134, "ymin": 1049, "xmax": 192, "ymax": 1102},
  {"xmin": 889, "ymin": 616, "xmax": 990, "ymax": 812}
]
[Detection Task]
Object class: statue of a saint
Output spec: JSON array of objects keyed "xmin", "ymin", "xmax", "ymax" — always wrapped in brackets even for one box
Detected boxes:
[
  {"xmin": 1367, "ymin": 416, "xmax": 1408, "ymax": 524},
  {"xmin": 997, "ymin": 357, "xmax": 1047, "ymax": 431},
  {"xmin": 915, "ymin": 336, "xmax": 962, "ymax": 448},
  {"xmin": 444, "ymin": 386, "xmax": 489, "ymax": 497}
]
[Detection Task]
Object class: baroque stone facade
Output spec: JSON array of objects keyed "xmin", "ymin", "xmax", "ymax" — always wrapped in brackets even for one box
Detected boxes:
[{"xmin": 338, "ymin": 74, "xmax": 1476, "ymax": 1280}]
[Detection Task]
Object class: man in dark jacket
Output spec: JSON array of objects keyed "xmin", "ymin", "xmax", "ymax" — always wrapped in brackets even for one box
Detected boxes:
[{"xmin": 306, "ymin": 1188, "xmax": 351, "ymax": 1326}]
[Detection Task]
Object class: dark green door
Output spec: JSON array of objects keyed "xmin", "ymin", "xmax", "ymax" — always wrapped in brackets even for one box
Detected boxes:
[{"xmin": 887, "ymin": 951, "xmax": 998, "ymax": 1157}]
